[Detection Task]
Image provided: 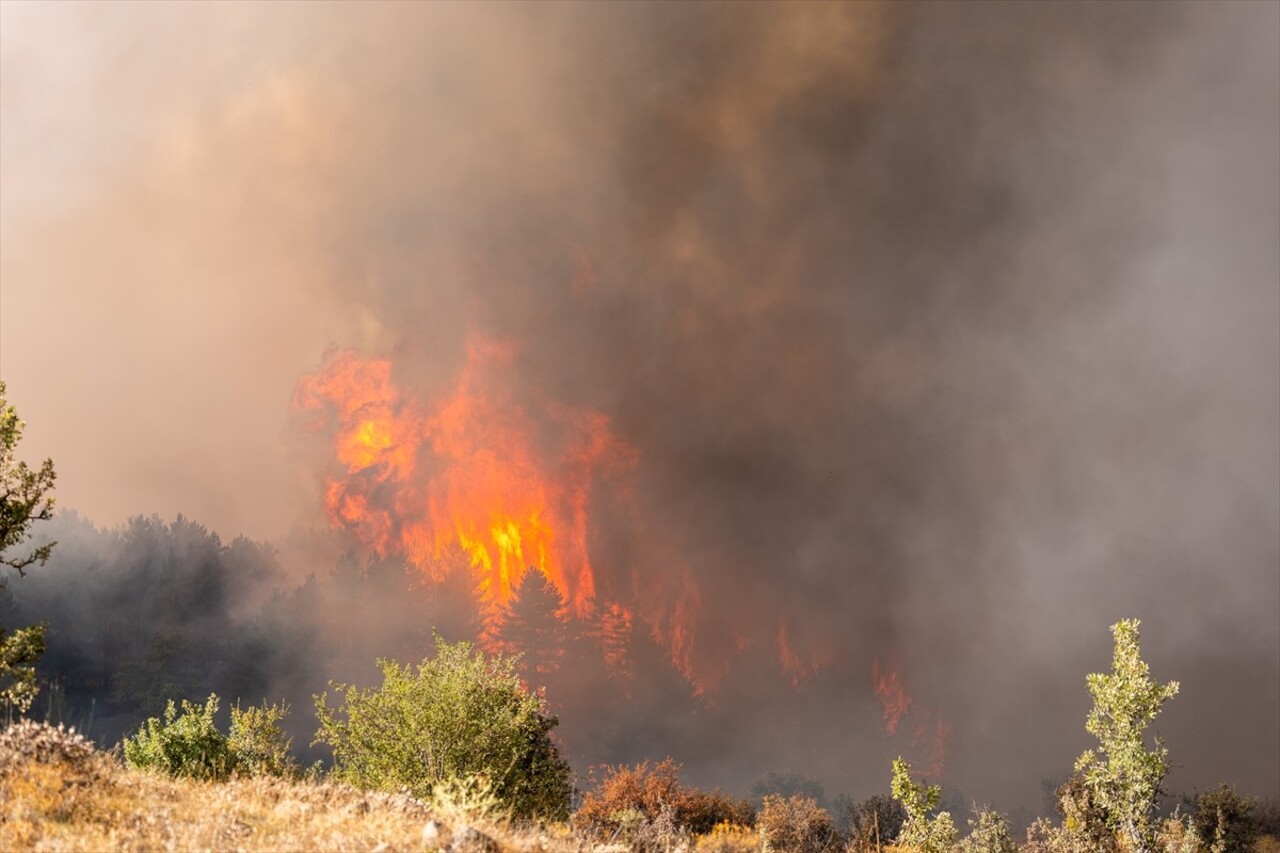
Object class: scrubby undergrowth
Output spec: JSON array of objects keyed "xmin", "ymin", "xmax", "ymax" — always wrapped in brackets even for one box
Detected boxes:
[
  {"xmin": 4, "ymin": 721, "xmax": 1278, "ymax": 853},
  {"xmin": 0, "ymin": 721, "xmax": 592, "ymax": 852}
]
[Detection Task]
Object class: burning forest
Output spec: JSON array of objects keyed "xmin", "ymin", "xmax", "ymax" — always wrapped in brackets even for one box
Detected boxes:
[{"xmin": 1, "ymin": 0, "xmax": 1277, "ymax": 836}]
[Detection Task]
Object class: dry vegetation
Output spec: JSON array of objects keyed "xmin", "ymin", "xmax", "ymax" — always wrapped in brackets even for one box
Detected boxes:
[
  {"xmin": 3, "ymin": 721, "xmax": 1278, "ymax": 853},
  {"xmin": 0, "ymin": 721, "xmax": 590, "ymax": 853}
]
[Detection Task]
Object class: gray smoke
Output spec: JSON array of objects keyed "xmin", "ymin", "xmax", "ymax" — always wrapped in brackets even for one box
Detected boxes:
[{"xmin": 1, "ymin": 1, "xmax": 1275, "ymax": 811}]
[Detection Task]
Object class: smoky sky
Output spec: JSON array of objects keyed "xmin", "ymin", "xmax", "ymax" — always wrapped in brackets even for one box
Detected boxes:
[{"xmin": 1, "ymin": 1, "xmax": 1276, "ymax": 810}]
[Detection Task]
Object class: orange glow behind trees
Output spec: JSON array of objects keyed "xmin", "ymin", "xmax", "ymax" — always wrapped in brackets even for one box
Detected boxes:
[{"xmin": 293, "ymin": 338, "xmax": 946, "ymax": 774}]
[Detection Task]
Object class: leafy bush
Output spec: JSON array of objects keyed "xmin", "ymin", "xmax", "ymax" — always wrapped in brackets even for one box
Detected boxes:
[
  {"xmin": 123, "ymin": 694, "xmax": 296, "ymax": 781},
  {"xmin": 124, "ymin": 695, "xmax": 235, "ymax": 780},
  {"xmin": 844, "ymin": 793, "xmax": 906, "ymax": 850},
  {"xmin": 313, "ymin": 635, "xmax": 572, "ymax": 820},
  {"xmin": 1187, "ymin": 785, "xmax": 1258, "ymax": 853},
  {"xmin": 758, "ymin": 793, "xmax": 837, "ymax": 853},
  {"xmin": 228, "ymin": 700, "xmax": 296, "ymax": 778},
  {"xmin": 0, "ymin": 623, "xmax": 46, "ymax": 718},
  {"xmin": 575, "ymin": 758, "xmax": 754, "ymax": 840},
  {"xmin": 890, "ymin": 757, "xmax": 957, "ymax": 853},
  {"xmin": 1154, "ymin": 812, "xmax": 1204, "ymax": 853},
  {"xmin": 957, "ymin": 806, "xmax": 1017, "ymax": 853},
  {"xmin": 1255, "ymin": 797, "xmax": 1280, "ymax": 839}
]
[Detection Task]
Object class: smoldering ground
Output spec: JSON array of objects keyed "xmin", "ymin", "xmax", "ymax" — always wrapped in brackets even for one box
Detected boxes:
[{"xmin": 1, "ymin": 2, "xmax": 1276, "ymax": 812}]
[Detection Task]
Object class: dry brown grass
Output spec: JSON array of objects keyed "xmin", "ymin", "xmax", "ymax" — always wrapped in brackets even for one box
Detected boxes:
[{"xmin": 0, "ymin": 722, "xmax": 602, "ymax": 853}]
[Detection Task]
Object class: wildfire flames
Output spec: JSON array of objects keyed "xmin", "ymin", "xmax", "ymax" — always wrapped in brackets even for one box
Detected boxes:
[
  {"xmin": 292, "ymin": 336, "xmax": 635, "ymax": 617},
  {"xmin": 871, "ymin": 658, "xmax": 912, "ymax": 734},
  {"xmin": 292, "ymin": 335, "xmax": 946, "ymax": 773}
]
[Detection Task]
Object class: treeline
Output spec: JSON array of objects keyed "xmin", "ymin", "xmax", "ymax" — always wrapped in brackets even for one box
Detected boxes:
[{"xmin": 0, "ymin": 512, "xmax": 700, "ymax": 765}]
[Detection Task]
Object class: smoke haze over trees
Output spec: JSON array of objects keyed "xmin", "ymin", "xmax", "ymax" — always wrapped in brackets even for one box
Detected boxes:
[{"xmin": 1, "ymin": 2, "xmax": 1276, "ymax": 813}]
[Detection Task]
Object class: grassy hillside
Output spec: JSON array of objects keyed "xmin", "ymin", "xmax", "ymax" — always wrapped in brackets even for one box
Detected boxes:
[{"xmin": 0, "ymin": 721, "xmax": 590, "ymax": 852}]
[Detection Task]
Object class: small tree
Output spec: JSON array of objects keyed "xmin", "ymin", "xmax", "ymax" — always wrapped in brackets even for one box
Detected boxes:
[
  {"xmin": 890, "ymin": 757, "xmax": 957, "ymax": 853},
  {"xmin": 0, "ymin": 380, "xmax": 57, "ymax": 717},
  {"xmin": 0, "ymin": 381, "xmax": 57, "ymax": 575},
  {"xmin": 313, "ymin": 635, "xmax": 572, "ymax": 820},
  {"xmin": 1074, "ymin": 619, "xmax": 1179, "ymax": 853}
]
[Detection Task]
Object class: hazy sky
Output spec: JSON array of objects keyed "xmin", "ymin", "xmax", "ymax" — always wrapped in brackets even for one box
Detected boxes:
[{"xmin": 2, "ymin": 1, "xmax": 1276, "ymax": 808}]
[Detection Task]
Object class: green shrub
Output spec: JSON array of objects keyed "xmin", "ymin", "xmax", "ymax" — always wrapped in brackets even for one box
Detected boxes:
[
  {"xmin": 313, "ymin": 635, "xmax": 572, "ymax": 821},
  {"xmin": 958, "ymin": 806, "xmax": 1017, "ymax": 853},
  {"xmin": 890, "ymin": 757, "xmax": 957, "ymax": 853},
  {"xmin": 228, "ymin": 699, "xmax": 296, "ymax": 778},
  {"xmin": 124, "ymin": 694, "xmax": 235, "ymax": 780},
  {"xmin": 1189, "ymin": 785, "xmax": 1258, "ymax": 853},
  {"xmin": 123, "ymin": 693, "xmax": 296, "ymax": 781},
  {"xmin": 0, "ymin": 622, "xmax": 46, "ymax": 718}
]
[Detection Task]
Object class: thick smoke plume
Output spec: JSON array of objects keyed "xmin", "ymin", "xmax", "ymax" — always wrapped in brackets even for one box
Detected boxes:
[{"xmin": 1, "ymin": 2, "xmax": 1276, "ymax": 811}]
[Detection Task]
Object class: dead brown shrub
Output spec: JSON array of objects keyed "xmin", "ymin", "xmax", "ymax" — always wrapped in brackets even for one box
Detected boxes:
[
  {"xmin": 757, "ymin": 794, "xmax": 837, "ymax": 853},
  {"xmin": 575, "ymin": 758, "xmax": 754, "ymax": 840}
]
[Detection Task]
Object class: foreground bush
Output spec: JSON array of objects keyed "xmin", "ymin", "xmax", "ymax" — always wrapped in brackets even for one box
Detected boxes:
[
  {"xmin": 758, "ymin": 793, "xmax": 837, "ymax": 853},
  {"xmin": 956, "ymin": 806, "xmax": 1017, "ymax": 853},
  {"xmin": 124, "ymin": 695, "xmax": 235, "ymax": 780},
  {"xmin": 575, "ymin": 758, "xmax": 754, "ymax": 842},
  {"xmin": 313, "ymin": 635, "xmax": 572, "ymax": 820},
  {"xmin": 695, "ymin": 821, "xmax": 760, "ymax": 853},
  {"xmin": 845, "ymin": 794, "xmax": 906, "ymax": 850},
  {"xmin": 123, "ymin": 694, "xmax": 295, "ymax": 781},
  {"xmin": 890, "ymin": 758, "xmax": 957, "ymax": 853},
  {"xmin": 1189, "ymin": 784, "xmax": 1259, "ymax": 853}
]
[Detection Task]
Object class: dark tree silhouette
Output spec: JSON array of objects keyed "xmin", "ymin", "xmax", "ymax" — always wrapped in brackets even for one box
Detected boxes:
[{"xmin": 498, "ymin": 568, "xmax": 569, "ymax": 682}]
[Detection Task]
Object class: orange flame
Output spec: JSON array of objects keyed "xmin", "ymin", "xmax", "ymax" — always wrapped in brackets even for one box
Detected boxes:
[
  {"xmin": 292, "ymin": 336, "xmax": 636, "ymax": 618},
  {"xmin": 778, "ymin": 618, "xmax": 835, "ymax": 687},
  {"xmin": 912, "ymin": 716, "xmax": 951, "ymax": 779},
  {"xmin": 871, "ymin": 658, "xmax": 912, "ymax": 734}
]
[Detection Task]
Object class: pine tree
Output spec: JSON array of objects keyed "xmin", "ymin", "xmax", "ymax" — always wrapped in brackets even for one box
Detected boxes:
[{"xmin": 499, "ymin": 568, "xmax": 569, "ymax": 681}]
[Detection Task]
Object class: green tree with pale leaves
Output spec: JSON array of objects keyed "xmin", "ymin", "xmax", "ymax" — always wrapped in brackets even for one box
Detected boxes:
[
  {"xmin": 313, "ymin": 635, "xmax": 573, "ymax": 820},
  {"xmin": 890, "ymin": 757, "xmax": 957, "ymax": 853},
  {"xmin": 0, "ymin": 380, "xmax": 57, "ymax": 717},
  {"xmin": 1074, "ymin": 619, "xmax": 1179, "ymax": 853}
]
